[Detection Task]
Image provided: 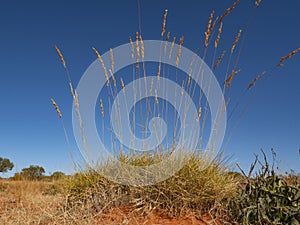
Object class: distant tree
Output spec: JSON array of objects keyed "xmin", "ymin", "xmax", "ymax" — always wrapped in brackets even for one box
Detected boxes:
[
  {"xmin": 0, "ymin": 157, "xmax": 14, "ymax": 174},
  {"xmin": 50, "ymin": 171, "xmax": 65, "ymax": 180},
  {"xmin": 21, "ymin": 165, "xmax": 45, "ymax": 180}
]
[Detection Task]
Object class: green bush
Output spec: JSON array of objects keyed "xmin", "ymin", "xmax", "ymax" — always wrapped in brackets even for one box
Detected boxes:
[{"xmin": 229, "ymin": 150, "xmax": 300, "ymax": 225}]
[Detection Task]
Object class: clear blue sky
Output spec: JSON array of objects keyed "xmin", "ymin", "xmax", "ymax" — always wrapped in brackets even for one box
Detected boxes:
[{"xmin": 0, "ymin": 0, "xmax": 299, "ymax": 177}]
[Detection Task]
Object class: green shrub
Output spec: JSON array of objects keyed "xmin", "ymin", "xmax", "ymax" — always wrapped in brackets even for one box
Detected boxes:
[{"xmin": 229, "ymin": 150, "xmax": 300, "ymax": 225}]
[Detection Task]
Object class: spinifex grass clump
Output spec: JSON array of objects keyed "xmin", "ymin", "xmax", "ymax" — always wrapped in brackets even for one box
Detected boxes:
[
  {"xmin": 64, "ymin": 152, "xmax": 238, "ymax": 219},
  {"xmin": 51, "ymin": 0, "xmax": 300, "ymax": 223},
  {"xmin": 229, "ymin": 150, "xmax": 300, "ymax": 225}
]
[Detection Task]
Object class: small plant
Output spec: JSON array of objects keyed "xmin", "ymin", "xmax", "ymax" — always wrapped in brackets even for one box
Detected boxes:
[{"xmin": 229, "ymin": 149, "xmax": 300, "ymax": 225}]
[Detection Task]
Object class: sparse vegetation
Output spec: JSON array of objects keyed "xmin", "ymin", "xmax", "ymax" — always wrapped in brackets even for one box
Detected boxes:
[
  {"xmin": 1, "ymin": 0, "xmax": 299, "ymax": 224},
  {"xmin": 64, "ymin": 153, "xmax": 238, "ymax": 222},
  {"xmin": 228, "ymin": 150, "xmax": 300, "ymax": 225}
]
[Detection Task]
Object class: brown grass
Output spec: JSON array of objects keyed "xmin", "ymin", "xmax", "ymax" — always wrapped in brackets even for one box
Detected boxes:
[{"xmin": 0, "ymin": 178, "xmax": 228, "ymax": 224}]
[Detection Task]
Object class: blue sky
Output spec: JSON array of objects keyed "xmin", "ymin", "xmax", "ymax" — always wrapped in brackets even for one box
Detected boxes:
[{"xmin": 0, "ymin": 0, "xmax": 299, "ymax": 177}]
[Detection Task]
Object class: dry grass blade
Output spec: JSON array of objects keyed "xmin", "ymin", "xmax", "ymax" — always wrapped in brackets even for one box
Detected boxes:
[
  {"xmin": 155, "ymin": 89, "xmax": 159, "ymax": 105},
  {"xmin": 277, "ymin": 47, "xmax": 300, "ymax": 66},
  {"xmin": 225, "ymin": 69, "xmax": 241, "ymax": 87},
  {"xmin": 169, "ymin": 37, "xmax": 176, "ymax": 59},
  {"xmin": 74, "ymin": 90, "xmax": 79, "ymax": 108},
  {"xmin": 219, "ymin": 0, "xmax": 241, "ymax": 23},
  {"xmin": 213, "ymin": 50, "xmax": 226, "ymax": 70},
  {"xmin": 129, "ymin": 36, "xmax": 134, "ymax": 59},
  {"xmin": 69, "ymin": 82, "xmax": 75, "ymax": 98},
  {"xmin": 197, "ymin": 107, "xmax": 202, "ymax": 120},
  {"xmin": 120, "ymin": 78, "xmax": 125, "ymax": 92},
  {"xmin": 92, "ymin": 47, "xmax": 110, "ymax": 86},
  {"xmin": 54, "ymin": 45, "xmax": 66, "ymax": 69},
  {"xmin": 139, "ymin": 35, "xmax": 145, "ymax": 59},
  {"xmin": 157, "ymin": 64, "xmax": 161, "ymax": 80},
  {"xmin": 135, "ymin": 32, "xmax": 140, "ymax": 68},
  {"xmin": 51, "ymin": 98, "xmax": 62, "ymax": 119},
  {"xmin": 149, "ymin": 77, "xmax": 154, "ymax": 95},
  {"xmin": 215, "ymin": 22, "xmax": 223, "ymax": 49},
  {"xmin": 176, "ymin": 35, "xmax": 184, "ymax": 66},
  {"xmin": 204, "ymin": 11, "xmax": 214, "ymax": 48},
  {"xmin": 161, "ymin": 9, "xmax": 168, "ymax": 37},
  {"xmin": 109, "ymin": 69, "xmax": 117, "ymax": 87},
  {"xmin": 247, "ymin": 71, "xmax": 266, "ymax": 89},
  {"xmin": 109, "ymin": 48, "xmax": 114, "ymax": 73},
  {"xmin": 164, "ymin": 32, "xmax": 171, "ymax": 53},
  {"xmin": 99, "ymin": 99, "xmax": 104, "ymax": 118},
  {"xmin": 231, "ymin": 29, "xmax": 242, "ymax": 53}
]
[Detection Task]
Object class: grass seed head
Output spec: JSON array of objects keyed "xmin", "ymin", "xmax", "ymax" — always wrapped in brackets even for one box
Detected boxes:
[
  {"xmin": 231, "ymin": 29, "xmax": 242, "ymax": 53},
  {"xmin": 169, "ymin": 37, "xmax": 176, "ymax": 59},
  {"xmin": 214, "ymin": 50, "xmax": 226, "ymax": 70},
  {"xmin": 176, "ymin": 36, "xmax": 184, "ymax": 66},
  {"xmin": 278, "ymin": 47, "xmax": 300, "ymax": 66},
  {"xmin": 215, "ymin": 22, "xmax": 223, "ymax": 49},
  {"xmin": 51, "ymin": 98, "xmax": 62, "ymax": 119},
  {"xmin": 219, "ymin": 0, "xmax": 241, "ymax": 23},
  {"xmin": 161, "ymin": 9, "xmax": 168, "ymax": 36},
  {"xmin": 225, "ymin": 69, "xmax": 241, "ymax": 87},
  {"xmin": 129, "ymin": 36, "xmax": 134, "ymax": 59},
  {"xmin": 120, "ymin": 78, "xmax": 125, "ymax": 92},
  {"xmin": 204, "ymin": 11, "xmax": 214, "ymax": 48},
  {"xmin": 139, "ymin": 35, "xmax": 145, "ymax": 59},
  {"xmin": 255, "ymin": 0, "xmax": 262, "ymax": 7},
  {"xmin": 109, "ymin": 48, "xmax": 114, "ymax": 72},
  {"xmin": 92, "ymin": 47, "xmax": 110, "ymax": 86},
  {"xmin": 164, "ymin": 32, "xmax": 171, "ymax": 53},
  {"xmin": 54, "ymin": 45, "xmax": 66, "ymax": 68},
  {"xmin": 248, "ymin": 71, "xmax": 266, "ymax": 89},
  {"xmin": 135, "ymin": 32, "xmax": 140, "ymax": 68},
  {"xmin": 99, "ymin": 99, "xmax": 104, "ymax": 118}
]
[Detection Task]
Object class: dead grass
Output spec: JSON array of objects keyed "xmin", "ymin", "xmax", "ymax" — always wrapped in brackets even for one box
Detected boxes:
[{"xmin": 0, "ymin": 178, "xmax": 228, "ymax": 224}]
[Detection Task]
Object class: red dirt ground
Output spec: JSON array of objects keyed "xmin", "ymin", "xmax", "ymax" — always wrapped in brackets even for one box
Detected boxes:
[{"xmin": 97, "ymin": 208, "xmax": 224, "ymax": 225}]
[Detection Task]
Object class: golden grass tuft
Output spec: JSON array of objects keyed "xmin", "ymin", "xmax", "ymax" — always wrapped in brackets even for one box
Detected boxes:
[{"xmin": 64, "ymin": 152, "xmax": 239, "ymax": 221}]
